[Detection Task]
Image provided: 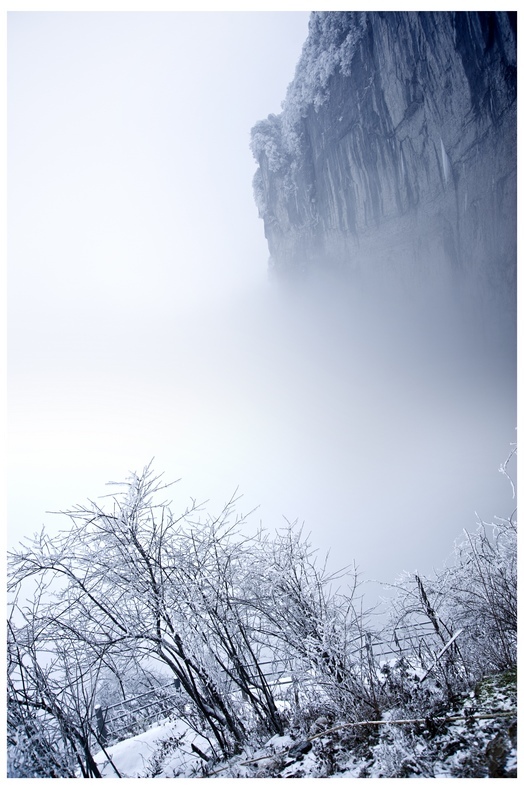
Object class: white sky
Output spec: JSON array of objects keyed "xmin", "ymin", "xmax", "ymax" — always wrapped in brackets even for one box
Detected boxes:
[{"xmin": 6, "ymin": 7, "xmax": 518, "ymax": 613}]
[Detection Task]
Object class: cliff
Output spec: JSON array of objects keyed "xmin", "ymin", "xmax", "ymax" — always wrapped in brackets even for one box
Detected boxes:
[{"xmin": 250, "ymin": 12, "xmax": 516, "ymax": 319}]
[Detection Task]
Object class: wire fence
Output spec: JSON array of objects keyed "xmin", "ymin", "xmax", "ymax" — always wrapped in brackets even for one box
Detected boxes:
[
  {"xmin": 94, "ymin": 680, "xmax": 182, "ymax": 744},
  {"xmin": 93, "ymin": 619, "xmax": 449, "ymax": 746}
]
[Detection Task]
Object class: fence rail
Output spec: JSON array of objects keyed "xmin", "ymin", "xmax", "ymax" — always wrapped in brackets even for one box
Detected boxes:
[{"xmin": 95, "ymin": 680, "xmax": 182, "ymax": 744}]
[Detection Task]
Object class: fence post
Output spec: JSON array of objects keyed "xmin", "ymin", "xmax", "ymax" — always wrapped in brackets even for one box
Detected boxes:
[
  {"xmin": 365, "ymin": 632, "xmax": 381, "ymax": 717},
  {"xmin": 94, "ymin": 704, "xmax": 108, "ymax": 745}
]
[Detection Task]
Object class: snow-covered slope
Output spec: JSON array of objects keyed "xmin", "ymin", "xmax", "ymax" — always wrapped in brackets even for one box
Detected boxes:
[{"xmin": 92, "ymin": 667, "xmax": 517, "ymax": 778}]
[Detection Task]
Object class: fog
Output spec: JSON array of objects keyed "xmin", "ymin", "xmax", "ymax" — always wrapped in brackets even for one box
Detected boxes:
[{"xmin": 8, "ymin": 11, "xmax": 516, "ymax": 610}]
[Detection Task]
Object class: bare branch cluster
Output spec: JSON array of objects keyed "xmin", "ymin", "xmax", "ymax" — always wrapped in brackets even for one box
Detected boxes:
[
  {"xmin": 7, "ymin": 464, "xmax": 372, "ymax": 775},
  {"xmin": 7, "ymin": 448, "xmax": 517, "ymax": 777}
]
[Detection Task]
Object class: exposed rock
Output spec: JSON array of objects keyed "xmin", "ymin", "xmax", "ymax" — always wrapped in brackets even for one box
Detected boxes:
[
  {"xmin": 251, "ymin": 12, "xmax": 516, "ymax": 325},
  {"xmin": 287, "ymin": 739, "xmax": 313, "ymax": 758}
]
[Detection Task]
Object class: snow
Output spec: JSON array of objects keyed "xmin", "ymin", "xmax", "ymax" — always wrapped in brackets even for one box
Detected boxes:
[
  {"xmin": 93, "ymin": 717, "xmax": 211, "ymax": 778},
  {"xmin": 89, "ymin": 685, "xmax": 517, "ymax": 780},
  {"xmin": 86, "ymin": 645, "xmax": 517, "ymax": 781}
]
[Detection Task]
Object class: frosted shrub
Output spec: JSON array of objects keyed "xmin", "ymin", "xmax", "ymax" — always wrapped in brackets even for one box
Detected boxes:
[
  {"xmin": 370, "ymin": 725, "xmax": 433, "ymax": 778},
  {"xmin": 250, "ymin": 115, "xmax": 289, "ymax": 172},
  {"xmin": 250, "ymin": 11, "xmax": 368, "ymax": 172},
  {"xmin": 384, "ymin": 450, "xmax": 517, "ymax": 700},
  {"xmin": 444, "ymin": 514, "xmax": 517, "ymax": 676},
  {"xmin": 7, "ymin": 446, "xmax": 516, "ymax": 776},
  {"xmin": 283, "ymin": 12, "xmax": 367, "ymax": 127},
  {"xmin": 252, "ymin": 169, "xmax": 267, "ymax": 216},
  {"xmin": 8, "ymin": 465, "xmax": 376, "ymax": 771}
]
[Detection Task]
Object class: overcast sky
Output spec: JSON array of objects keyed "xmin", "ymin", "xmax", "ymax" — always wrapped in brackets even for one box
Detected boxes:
[
  {"xmin": 7, "ymin": 10, "xmax": 517, "ymax": 606},
  {"xmin": 8, "ymin": 10, "xmax": 309, "ymax": 527}
]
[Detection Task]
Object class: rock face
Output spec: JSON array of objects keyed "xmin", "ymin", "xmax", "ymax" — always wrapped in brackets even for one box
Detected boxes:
[{"xmin": 251, "ymin": 12, "xmax": 516, "ymax": 319}]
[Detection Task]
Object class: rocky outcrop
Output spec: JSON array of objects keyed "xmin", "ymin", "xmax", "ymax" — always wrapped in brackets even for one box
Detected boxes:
[{"xmin": 251, "ymin": 12, "xmax": 516, "ymax": 317}]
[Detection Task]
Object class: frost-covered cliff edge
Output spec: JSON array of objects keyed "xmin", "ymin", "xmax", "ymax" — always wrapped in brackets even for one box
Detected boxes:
[{"xmin": 251, "ymin": 12, "xmax": 516, "ymax": 318}]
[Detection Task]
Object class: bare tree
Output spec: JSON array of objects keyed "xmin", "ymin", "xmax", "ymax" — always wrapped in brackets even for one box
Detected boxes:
[
  {"xmin": 8, "ymin": 467, "xmax": 252, "ymax": 758},
  {"xmin": 8, "ymin": 464, "xmax": 380, "ymax": 773},
  {"xmin": 7, "ymin": 588, "xmax": 108, "ymax": 777}
]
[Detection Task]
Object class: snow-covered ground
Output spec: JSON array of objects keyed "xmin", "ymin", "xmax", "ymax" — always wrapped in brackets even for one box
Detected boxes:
[
  {"xmin": 93, "ymin": 718, "xmax": 211, "ymax": 778},
  {"xmin": 91, "ymin": 668, "xmax": 517, "ymax": 780}
]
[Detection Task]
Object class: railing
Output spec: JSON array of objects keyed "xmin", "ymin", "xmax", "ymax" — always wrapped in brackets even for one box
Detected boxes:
[{"xmin": 94, "ymin": 680, "xmax": 181, "ymax": 745}]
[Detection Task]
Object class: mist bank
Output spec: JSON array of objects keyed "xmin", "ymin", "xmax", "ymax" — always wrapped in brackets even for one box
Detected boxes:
[
  {"xmin": 9, "ymin": 260, "xmax": 516, "ymax": 593},
  {"xmin": 250, "ymin": 11, "xmax": 516, "ymax": 337},
  {"xmin": 244, "ymin": 11, "xmax": 516, "ymax": 595},
  {"xmin": 157, "ymin": 274, "xmax": 516, "ymax": 598}
]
